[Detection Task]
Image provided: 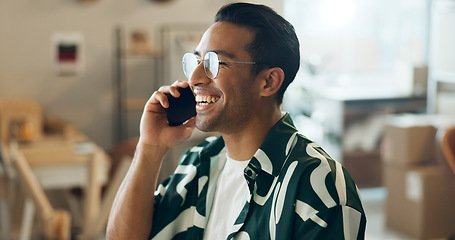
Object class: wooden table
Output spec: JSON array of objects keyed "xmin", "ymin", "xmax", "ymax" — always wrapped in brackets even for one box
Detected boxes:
[{"xmin": 15, "ymin": 134, "xmax": 111, "ymax": 239}]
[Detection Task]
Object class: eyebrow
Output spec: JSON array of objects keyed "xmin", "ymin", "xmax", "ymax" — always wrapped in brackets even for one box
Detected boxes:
[{"xmin": 193, "ymin": 50, "xmax": 237, "ymax": 60}]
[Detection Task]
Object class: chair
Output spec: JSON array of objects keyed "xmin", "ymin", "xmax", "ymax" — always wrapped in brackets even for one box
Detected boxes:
[
  {"xmin": 0, "ymin": 99, "xmax": 46, "ymax": 239},
  {"xmin": 0, "ymin": 99, "xmax": 71, "ymax": 239},
  {"xmin": 0, "ymin": 141, "xmax": 11, "ymax": 240},
  {"xmin": 0, "ymin": 99, "xmax": 130, "ymax": 239},
  {"xmin": 9, "ymin": 142, "xmax": 71, "ymax": 240}
]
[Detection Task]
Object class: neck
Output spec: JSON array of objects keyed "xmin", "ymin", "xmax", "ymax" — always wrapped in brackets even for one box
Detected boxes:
[{"xmin": 222, "ymin": 107, "xmax": 283, "ymax": 161}]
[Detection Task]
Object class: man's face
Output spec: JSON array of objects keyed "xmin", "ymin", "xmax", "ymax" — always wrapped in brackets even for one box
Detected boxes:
[{"xmin": 189, "ymin": 21, "xmax": 261, "ymax": 133}]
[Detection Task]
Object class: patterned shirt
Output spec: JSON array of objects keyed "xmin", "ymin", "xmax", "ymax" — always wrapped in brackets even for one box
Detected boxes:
[{"xmin": 150, "ymin": 113, "xmax": 367, "ymax": 240}]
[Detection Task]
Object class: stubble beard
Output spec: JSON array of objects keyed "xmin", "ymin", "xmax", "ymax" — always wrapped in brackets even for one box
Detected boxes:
[{"xmin": 195, "ymin": 97, "xmax": 252, "ymax": 134}]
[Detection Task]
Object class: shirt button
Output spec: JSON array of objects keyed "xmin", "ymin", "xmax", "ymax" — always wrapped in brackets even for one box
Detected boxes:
[{"xmin": 244, "ymin": 165, "xmax": 258, "ymax": 180}]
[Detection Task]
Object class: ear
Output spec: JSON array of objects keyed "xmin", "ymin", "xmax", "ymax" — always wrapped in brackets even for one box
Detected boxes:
[{"xmin": 259, "ymin": 67, "xmax": 285, "ymax": 98}]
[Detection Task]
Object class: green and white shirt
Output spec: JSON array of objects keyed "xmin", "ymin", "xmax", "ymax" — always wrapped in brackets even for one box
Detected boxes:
[{"xmin": 150, "ymin": 113, "xmax": 367, "ymax": 240}]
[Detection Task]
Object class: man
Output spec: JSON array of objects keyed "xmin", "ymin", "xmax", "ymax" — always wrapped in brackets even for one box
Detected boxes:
[{"xmin": 107, "ymin": 3, "xmax": 366, "ymax": 240}]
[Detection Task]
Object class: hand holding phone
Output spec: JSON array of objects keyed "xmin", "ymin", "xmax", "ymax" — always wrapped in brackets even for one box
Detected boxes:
[{"xmin": 164, "ymin": 87, "xmax": 196, "ymax": 126}]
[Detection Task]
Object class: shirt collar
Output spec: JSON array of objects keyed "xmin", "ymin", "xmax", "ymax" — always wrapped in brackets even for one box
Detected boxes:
[
  {"xmin": 249, "ymin": 113, "xmax": 299, "ymax": 177},
  {"xmin": 198, "ymin": 113, "xmax": 299, "ymax": 182}
]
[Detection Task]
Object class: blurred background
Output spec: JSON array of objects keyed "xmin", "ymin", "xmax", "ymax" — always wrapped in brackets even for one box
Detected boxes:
[{"xmin": 0, "ymin": 0, "xmax": 454, "ymax": 239}]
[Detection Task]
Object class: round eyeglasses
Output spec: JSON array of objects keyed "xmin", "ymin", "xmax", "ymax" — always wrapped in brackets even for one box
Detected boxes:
[{"xmin": 182, "ymin": 51, "xmax": 257, "ymax": 79}]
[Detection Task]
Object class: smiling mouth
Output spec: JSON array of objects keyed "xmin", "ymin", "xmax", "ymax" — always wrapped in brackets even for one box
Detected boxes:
[{"xmin": 195, "ymin": 95, "xmax": 220, "ymax": 106}]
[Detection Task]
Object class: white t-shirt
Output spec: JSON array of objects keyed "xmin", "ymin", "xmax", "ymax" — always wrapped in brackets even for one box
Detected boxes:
[{"xmin": 203, "ymin": 154, "xmax": 251, "ymax": 240}]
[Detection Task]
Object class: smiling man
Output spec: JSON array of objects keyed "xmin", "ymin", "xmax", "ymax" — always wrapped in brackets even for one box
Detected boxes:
[{"xmin": 107, "ymin": 3, "xmax": 366, "ymax": 240}]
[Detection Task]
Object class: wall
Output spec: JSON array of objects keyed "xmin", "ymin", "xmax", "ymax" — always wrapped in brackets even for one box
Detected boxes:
[{"xmin": 0, "ymin": 0, "xmax": 283, "ymax": 149}]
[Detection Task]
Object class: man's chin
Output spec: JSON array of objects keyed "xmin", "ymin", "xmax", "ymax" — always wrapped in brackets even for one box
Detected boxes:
[
  {"xmin": 195, "ymin": 122, "xmax": 213, "ymax": 133},
  {"xmin": 195, "ymin": 117, "xmax": 217, "ymax": 133}
]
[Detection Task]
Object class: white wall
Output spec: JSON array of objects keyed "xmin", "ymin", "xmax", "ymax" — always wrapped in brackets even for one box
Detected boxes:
[{"xmin": 0, "ymin": 0, "xmax": 283, "ymax": 149}]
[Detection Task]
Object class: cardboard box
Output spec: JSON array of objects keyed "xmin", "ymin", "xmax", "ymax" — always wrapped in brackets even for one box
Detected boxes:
[
  {"xmin": 384, "ymin": 163, "xmax": 455, "ymax": 239},
  {"xmin": 343, "ymin": 151, "xmax": 382, "ymax": 188},
  {"xmin": 382, "ymin": 115, "xmax": 438, "ymax": 165}
]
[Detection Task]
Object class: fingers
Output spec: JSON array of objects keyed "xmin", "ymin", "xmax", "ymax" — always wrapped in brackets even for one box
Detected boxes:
[
  {"xmin": 148, "ymin": 80, "xmax": 191, "ymax": 109},
  {"xmin": 171, "ymin": 80, "xmax": 190, "ymax": 88},
  {"xmin": 148, "ymin": 91, "xmax": 169, "ymax": 109},
  {"xmin": 168, "ymin": 80, "xmax": 191, "ymax": 98}
]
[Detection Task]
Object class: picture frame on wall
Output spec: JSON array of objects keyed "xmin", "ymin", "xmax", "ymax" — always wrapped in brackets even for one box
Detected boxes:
[{"xmin": 51, "ymin": 32, "xmax": 85, "ymax": 76}]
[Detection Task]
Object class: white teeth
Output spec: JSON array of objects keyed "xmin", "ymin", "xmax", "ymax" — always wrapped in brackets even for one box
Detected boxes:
[{"xmin": 196, "ymin": 95, "xmax": 220, "ymax": 104}]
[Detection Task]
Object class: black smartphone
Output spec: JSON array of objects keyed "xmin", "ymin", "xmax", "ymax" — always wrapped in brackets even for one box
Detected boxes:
[{"xmin": 164, "ymin": 87, "xmax": 197, "ymax": 126}]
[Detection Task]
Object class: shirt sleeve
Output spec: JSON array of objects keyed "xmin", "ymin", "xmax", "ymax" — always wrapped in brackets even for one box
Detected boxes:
[
  {"xmin": 294, "ymin": 203, "xmax": 366, "ymax": 239},
  {"xmin": 292, "ymin": 156, "xmax": 367, "ymax": 240}
]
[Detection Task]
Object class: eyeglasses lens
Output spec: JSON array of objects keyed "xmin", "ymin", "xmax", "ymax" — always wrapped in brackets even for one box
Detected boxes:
[
  {"xmin": 182, "ymin": 52, "xmax": 220, "ymax": 79},
  {"xmin": 182, "ymin": 53, "xmax": 198, "ymax": 79},
  {"xmin": 204, "ymin": 52, "xmax": 219, "ymax": 79}
]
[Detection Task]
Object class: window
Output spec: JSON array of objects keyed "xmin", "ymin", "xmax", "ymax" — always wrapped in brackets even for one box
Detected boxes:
[{"xmin": 284, "ymin": 0, "xmax": 429, "ymax": 98}]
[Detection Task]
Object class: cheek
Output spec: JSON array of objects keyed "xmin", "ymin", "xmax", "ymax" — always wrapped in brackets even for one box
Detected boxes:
[
  {"xmin": 224, "ymin": 83, "xmax": 256, "ymax": 110},
  {"xmin": 216, "ymin": 70, "xmax": 260, "ymax": 106}
]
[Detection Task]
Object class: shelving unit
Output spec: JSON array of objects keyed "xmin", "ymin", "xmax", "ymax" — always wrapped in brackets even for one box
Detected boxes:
[
  {"xmin": 113, "ymin": 27, "xmax": 163, "ymax": 143},
  {"xmin": 113, "ymin": 23, "xmax": 208, "ymax": 144}
]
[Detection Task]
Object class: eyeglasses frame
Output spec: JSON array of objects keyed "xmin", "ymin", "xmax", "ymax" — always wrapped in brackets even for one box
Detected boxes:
[{"xmin": 182, "ymin": 51, "xmax": 258, "ymax": 79}]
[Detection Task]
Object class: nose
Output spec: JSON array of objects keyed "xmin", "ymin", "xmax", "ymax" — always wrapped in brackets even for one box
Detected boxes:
[{"xmin": 188, "ymin": 61, "xmax": 211, "ymax": 87}]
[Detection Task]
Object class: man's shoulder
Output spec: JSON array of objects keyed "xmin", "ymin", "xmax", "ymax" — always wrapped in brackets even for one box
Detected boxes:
[
  {"xmin": 287, "ymin": 134, "xmax": 365, "ymax": 213},
  {"xmin": 289, "ymin": 134, "xmax": 351, "ymax": 185},
  {"xmin": 293, "ymin": 135, "xmax": 334, "ymax": 162}
]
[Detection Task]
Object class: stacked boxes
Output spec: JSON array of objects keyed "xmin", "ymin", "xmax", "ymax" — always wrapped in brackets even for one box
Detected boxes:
[{"xmin": 382, "ymin": 114, "xmax": 455, "ymax": 239}]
